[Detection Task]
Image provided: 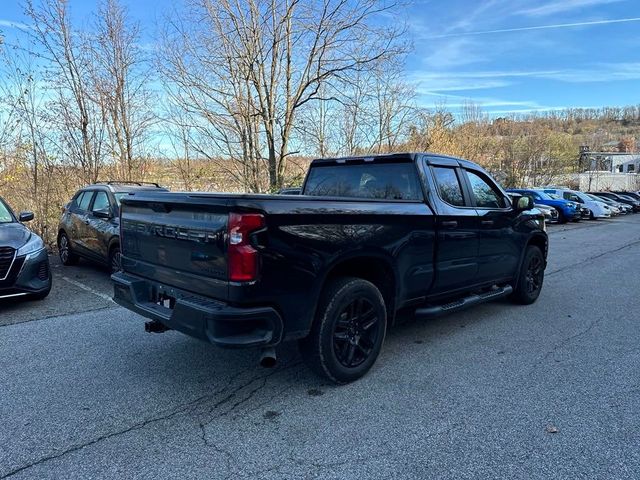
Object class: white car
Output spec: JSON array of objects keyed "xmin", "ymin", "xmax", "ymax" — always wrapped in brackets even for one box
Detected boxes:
[
  {"xmin": 542, "ymin": 188, "xmax": 612, "ymax": 219},
  {"xmin": 586, "ymin": 194, "xmax": 623, "ymax": 215}
]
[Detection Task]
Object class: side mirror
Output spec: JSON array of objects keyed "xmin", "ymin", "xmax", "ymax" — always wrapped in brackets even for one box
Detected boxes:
[
  {"xmin": 93, "ymin": 209, "xmax": 112, "ymax": 220},
  {"xmin": 515, "ymin": 195, "xmax": 534, "ymax": 211},
  {"xmin": 19, "ymin": 211, "xmax": 34, "ymax": 222}
]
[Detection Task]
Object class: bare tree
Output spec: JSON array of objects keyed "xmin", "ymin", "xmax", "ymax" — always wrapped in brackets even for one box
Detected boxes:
[
  {"xmin": 369, "ymin": 60, "xmax": 416, "ymax": 153},
  {"xmin": 26, "ymin": 0, "xmax": 106, "ymax": 184},
  {"xmin": 89, "ymin": 0, "xmax": 155, "ymax": 181},
  {"xmin": 161, "ymin": 0, "xmax": 404, "ymax": 191}
]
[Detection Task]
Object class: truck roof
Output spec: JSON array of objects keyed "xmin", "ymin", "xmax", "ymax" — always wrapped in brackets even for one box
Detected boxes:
[{"xmin": 309, "ymin": 152, "xmax": 479, "ymax": 169}]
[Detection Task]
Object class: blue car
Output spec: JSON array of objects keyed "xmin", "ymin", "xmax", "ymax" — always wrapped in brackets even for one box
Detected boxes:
[{"xmin": 507, "ymin": 189, "xmax": 581, "ymax": 223}]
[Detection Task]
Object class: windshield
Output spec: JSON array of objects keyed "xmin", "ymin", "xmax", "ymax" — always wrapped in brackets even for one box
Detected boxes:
[
  {"xmin": 530, "ymin": 190, "xmax": 553, "ymax": 200},
  {"xmin": 588, "ymin": 194, "xmax": 605, "ymax": 202},
  {"xmin": 304, "ymin": 162, "xmax": 422, "ymax": 200},
  {"xmin": 548, "ymin": 193, "xmax": 562, "ymax": 200},
  {"xmin": 0, "ymin": 199, "xmax": 15, "ymax": 223}
]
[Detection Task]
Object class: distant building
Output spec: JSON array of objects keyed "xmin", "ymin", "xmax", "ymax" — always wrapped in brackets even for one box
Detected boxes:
[{"xmin": 580, "ymin": 152, "xmax": 640, "ymax": 173}]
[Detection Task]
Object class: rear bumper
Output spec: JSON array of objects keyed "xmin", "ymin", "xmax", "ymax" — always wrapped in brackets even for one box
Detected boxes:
[{"xmin": 112, "ymin": 271, "xmax": 283, "ymax": 348}]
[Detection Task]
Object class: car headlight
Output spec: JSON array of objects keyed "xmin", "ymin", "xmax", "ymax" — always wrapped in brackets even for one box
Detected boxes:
[{"xmin": 17, "ymin": 234, "xmax": 45, "ymax": 259}]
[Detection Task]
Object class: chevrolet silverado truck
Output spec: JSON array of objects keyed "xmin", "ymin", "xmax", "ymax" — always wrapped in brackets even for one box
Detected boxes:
[{"xmin": 112, "ymin": 153, "xmax": 548, "ymax": 383}]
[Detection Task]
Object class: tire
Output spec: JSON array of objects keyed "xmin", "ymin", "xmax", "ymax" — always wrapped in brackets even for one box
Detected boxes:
[
  {"xmin": 556, "ymin": 209, "xmax": 567, "ymax": 224},
  {"xmin": 511, "ymin": 245, "xmax": 545, "ymax": 305},
  {"xmin": 299, "ymin": 277, "xmax": 387, "ymax": 384},
  {"xmin": 109, "ymin": 246, "xmax": 122, "ymax": 274},
  {"xmin": 58, "ymin": 232, "xmax": 79, "ymax": 266}
]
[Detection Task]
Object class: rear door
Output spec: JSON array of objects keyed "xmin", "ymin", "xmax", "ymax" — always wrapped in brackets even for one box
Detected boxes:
[
  {"xmin": 425, "ymin": 157, "xmax": 479, "ymax": 294},
  {"xmin": 69, "ymin": 191, "xmax": 94, "ymax": 253},
  {"xmin": 461, "ymin": 167, "xmax": 520, "ymax": 284},
  {"xmin": 86, "ymin": 190, "xmax": 117, "ymax": 260}
]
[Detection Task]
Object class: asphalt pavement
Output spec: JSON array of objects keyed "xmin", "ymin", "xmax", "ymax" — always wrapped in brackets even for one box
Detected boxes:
[{"xmin": 1, "ymin": 216, "xmax": 639, "ymax": 479}]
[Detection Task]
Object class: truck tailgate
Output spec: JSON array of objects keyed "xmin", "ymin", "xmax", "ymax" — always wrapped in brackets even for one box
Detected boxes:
[{"xmin": 119, "ymin": 193, "xmax": 230, "ymax": 300}]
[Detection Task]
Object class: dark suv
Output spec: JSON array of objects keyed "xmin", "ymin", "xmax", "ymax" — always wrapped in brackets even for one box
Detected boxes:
[{"xmin": 58, "ymin": 182, "xmax": 168, "ymax": 273}]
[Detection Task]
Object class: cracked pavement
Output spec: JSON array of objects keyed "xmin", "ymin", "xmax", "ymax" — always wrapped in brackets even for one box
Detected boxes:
[{"xmin": 1, "ymin": 215, "xmax": 639, "ymax": 479}]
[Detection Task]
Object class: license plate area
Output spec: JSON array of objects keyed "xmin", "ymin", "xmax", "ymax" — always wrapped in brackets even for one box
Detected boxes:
[{"xmin": 156, "ymin": 292, "xmax": 176, "ymax": 310}]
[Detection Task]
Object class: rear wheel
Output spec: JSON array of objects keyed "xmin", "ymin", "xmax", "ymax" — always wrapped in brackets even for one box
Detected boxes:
[
  {"xmin": 299, "ymin": 277, "xmax": 387, "ymax": 384},
  {"xmin": 109, "ymin": 246, "xmax": 122, "ymax": 274},
  {"xmin": 58, "ymin": 232, "xmax": 79, "ymax": 266},
  {"xmin": 511, "ymin": 245, "xmax": 545, "ymax": 305}
]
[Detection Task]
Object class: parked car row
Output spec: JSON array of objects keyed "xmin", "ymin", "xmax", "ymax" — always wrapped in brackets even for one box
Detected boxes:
[
  {"xmin": 0, "ymin": 182, "xmax": 167, "ymax": 301},
  {"xmin": 506, "ymin": 187, "xmax": 640, "ymax": 223}
]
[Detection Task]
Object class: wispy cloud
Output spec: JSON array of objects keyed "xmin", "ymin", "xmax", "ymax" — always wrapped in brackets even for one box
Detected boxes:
[
  {"xmin": 409, "ymin": 62, "xmax": 640, "ymax": 98},
  {"xmin": 423, "ymin": 17, "xmax": 640, "ymax": 38},
  {"xmin": 538, "ymin": 62, "xmax": 640, "ymax": 82},
  {"xmin": 0, "ymin": 19, "xmax": 31, "ymax": 31},
  {"xmin": 518, "ymin": 0, "xmax": 628, "ymax": 17},
  {"xmin": 422, "ymin": 38, "xmax": 488, "ymax": 69}
]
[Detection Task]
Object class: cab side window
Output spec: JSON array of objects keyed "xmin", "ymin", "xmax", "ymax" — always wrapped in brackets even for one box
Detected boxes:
[
  {"xmin": 465, "ymin": 170, "xmax": 507, "ymax": 209},
  {"xmin": 92, "ymin": 191, "xmax": 110, "ymax": 213},
  {"xmin": 432, "ymin": 167, "xmax": 465, "ymax": 207}
]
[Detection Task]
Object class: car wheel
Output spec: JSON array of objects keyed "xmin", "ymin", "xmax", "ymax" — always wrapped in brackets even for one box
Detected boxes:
[
  {"xmin": 109, "ymin": 246, "xmax": 122, "ymax": 274},
  {"xmin": 58, "ymin": 232, "xmax": 79, "ymax": 266},
  {"xmin": 511, "ymin": 245, "xmax": 545, "ymax": 305},
  {"xmin": 556, "ymin": 209, "xmax": 567, "ymax": 223},
  {"xmin": 299, "ymin": 277, "xmax": 387, "ymax": 384}
]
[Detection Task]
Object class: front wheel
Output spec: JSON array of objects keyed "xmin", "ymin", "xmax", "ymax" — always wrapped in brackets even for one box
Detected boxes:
[
  {"xmin": 299, "ymin": 277, "xmax": 387, "ymax": 384},
  {"xmin": 556, "ymin": 209, "xmax": 567, "ymax": 224},
  {"xmin": 511, "ymin": 246, "xmax": 545, "ymax": 305}
]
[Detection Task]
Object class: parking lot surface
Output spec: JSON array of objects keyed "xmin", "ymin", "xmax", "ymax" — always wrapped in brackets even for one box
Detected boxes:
[{"xmin": 1, "ymin": 216, "xmax": 639, "ymax": 479}]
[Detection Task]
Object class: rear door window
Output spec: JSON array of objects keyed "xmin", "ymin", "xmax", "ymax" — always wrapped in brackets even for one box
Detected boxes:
[
  {"xmin": 304, "ymin": 162, "xmax": 422, "ymax": 200},
  {"xmin": 431, "ymin": 167, "xmax": 465, "ymax": 207},
  {"xmin": 92, "ymin": 191, "xmax": 110, "ymax": 212}
]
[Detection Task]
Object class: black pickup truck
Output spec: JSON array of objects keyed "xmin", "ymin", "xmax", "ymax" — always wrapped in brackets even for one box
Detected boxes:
[{"xmin": 112, "ymin": 153, "xmax": 547, "ymax": 383}]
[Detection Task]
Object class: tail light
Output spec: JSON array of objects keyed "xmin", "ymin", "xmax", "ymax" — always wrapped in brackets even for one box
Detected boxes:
[{"xmin": 227, "ymin": 213, "xmax": 265, "ymax": 282}]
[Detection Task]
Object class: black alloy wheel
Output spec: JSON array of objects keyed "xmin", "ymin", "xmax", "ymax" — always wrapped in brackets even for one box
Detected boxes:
[
  {"xmin": 299, "ymin": 277, "xmax": 387, "ymax": 384},
  {"xmin": 332, "ymin": 297, "xmax": 381, "ymax": 368},
  {"xmin": 512, "ymin": 245, "xmax": 545, "ymax": 305},
  {"xmin": 524, "ymin": 254, "xmax": 544, "ymax": 296}
]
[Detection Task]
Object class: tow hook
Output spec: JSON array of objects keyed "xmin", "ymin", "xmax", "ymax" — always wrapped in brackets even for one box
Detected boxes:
[
  {"xmin": 145, "ymin": 320, "xmax": 170, "ymax": 333},
  {"xmin": 259, "ymin": 347, "xmax": 277, "ymax": 368}
]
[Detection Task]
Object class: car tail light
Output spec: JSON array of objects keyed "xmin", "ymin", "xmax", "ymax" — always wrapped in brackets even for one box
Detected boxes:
[{"xmin": 227, "ymin": 213, "xmax": 265, "ymax": 282}]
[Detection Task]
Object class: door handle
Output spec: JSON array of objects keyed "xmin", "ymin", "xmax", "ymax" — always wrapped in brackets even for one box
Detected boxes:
[
  {"xmin": 481, "ymin": 220, "xmax": 494, "ymax": 226},
  {"xmin": 441, "ymin": 220, "xmax": 458, "ymax": 228}
]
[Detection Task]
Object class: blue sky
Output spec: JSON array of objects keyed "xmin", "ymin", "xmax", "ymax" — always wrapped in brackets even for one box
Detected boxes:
[
  {"xmin": 404, "ymin": 0, "xmax": 640, "ymax": 114},
  {"xmin": 1, "ymin": 0, "xmax": 639, "ymax": 116}
]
